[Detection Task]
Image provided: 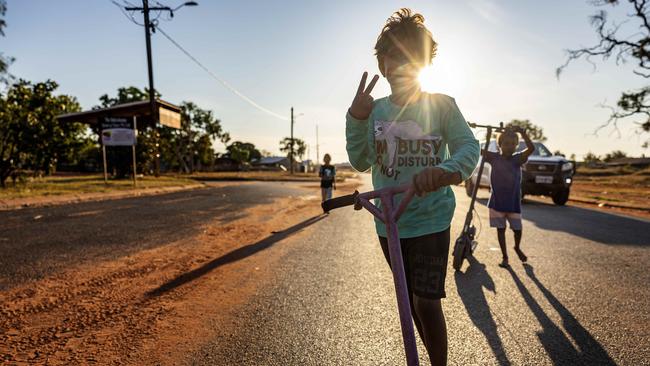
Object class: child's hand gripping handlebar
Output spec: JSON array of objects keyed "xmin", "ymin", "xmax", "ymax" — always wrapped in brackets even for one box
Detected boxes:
[{"xmin": 321, "ymin": 170, "xmax": 459, "ymax": 214}]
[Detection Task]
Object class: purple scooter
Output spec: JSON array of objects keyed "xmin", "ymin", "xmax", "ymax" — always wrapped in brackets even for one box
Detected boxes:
[{"xmin": 322, "ymin": 174, "xmax": 456, "ymax": 366}]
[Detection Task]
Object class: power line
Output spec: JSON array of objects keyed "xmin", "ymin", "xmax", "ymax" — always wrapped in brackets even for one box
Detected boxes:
[
  {"xmin": 110, "ymin": 0, "xmax": 144, "ymax": 26},
  {"xmin": 109, "ymin": 0, "xmax": 288, "ymax": 121},
  {"xmin": 155, "ymin": 26, "xmax": 288, "ymax": 121}
]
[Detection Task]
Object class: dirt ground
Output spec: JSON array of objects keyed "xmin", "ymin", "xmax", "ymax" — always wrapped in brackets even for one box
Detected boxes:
[
  {"xmin": 0, "ymin": 180, "xmax": 360, "ymax": 365},
  {"xmin": 569, "ymin": 169, "xmax": 650, "ymax": 220}
]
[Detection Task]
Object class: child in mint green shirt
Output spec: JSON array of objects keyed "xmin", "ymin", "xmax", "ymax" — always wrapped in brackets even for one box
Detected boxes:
[{"xmin": 345, "ymin": 8, "xmax": 479, "ymax": 365}]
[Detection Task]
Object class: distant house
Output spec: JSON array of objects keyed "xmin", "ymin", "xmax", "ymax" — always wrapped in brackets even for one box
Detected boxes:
[
  {"xmin": 214, "ymin": 156, "xmax": 242, "ymax": 171},
  {"xmin": 252, "ymin": 156, "xmax": 290, "ymax": 171},
  {"xmin": 300, "ymin": 159, "xmax": 315, "ymax": 173}
]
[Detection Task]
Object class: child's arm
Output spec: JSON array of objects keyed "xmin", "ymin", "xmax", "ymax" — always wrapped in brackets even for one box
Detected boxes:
[
  {"xmin": 346, "ymin": 72, "xmax": 379, "ymax": 172},
  {"xmin": 437, "ymin": 98, "xmax": 480, "ymax": 183},
  {"xmin": 514, "ymin": 126, "xmax": 535, "ymax": 164},
  {"xmin": 413, "ymin": 99, "xmax": 479, "ymax": 195}
]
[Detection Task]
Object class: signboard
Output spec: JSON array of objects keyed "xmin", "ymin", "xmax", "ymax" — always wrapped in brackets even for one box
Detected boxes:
[
  {"xmin": 159, "ymin": 106, "xmax": 181, "ymax": 129},
  {"xmin": 101, "ymin": 117, "xmax": 136, "ymax": 146}
]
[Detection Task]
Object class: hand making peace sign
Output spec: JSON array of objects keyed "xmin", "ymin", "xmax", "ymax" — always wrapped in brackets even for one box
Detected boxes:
[{"xmin": 348, "ymin": 71, "xmax": 379, "ymax": 120}]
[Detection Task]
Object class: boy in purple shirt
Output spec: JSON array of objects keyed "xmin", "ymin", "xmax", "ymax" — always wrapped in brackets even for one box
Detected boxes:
[{"xmin": 484, "ymin": 126, "xmax": 534, "ymax": 267}]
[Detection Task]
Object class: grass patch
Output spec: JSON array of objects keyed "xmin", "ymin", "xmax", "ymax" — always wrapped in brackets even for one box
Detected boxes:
[
  {"xmin": 0, "ymin": 175, "xmax": 197, "ymax": 200},
  {"xmin": 0, "ymin": 171, "xmax": 359, "ymax": 201},
  {"xmin": 586, "ymin": 196, "xmax": 624, "ymax": 203}
]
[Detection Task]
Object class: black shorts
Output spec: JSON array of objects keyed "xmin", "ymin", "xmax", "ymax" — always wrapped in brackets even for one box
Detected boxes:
[
  {"xmin": 378, "ymin": 228, "xmax": 450, "ymax": 300},
  {"xmin": 320, "ymin": 180, "xmax": 333, "ymax": 188}
]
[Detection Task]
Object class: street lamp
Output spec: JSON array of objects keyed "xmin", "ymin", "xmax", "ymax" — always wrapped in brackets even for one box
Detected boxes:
[{"xmin": 171, "ymin": 1, "xmax": 199, "ymax": 16}]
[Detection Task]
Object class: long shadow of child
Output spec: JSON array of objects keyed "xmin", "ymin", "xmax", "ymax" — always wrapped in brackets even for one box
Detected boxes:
[{"xmin": 455, "ymin": 255, "xmax": 511, "ymax": 366}]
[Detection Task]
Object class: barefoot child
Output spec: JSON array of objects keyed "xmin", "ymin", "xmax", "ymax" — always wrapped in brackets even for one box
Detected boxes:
[
  {"xmin": 484, "ymin": 126, "xmax": 534, "ymax": 267},
  {"xmin": 319, "ymin": 153, "xmax": 336, "ymax": 202},
  {"xmin": 345, "ymin": 9, "xmax": 479, "ymax": 365}
]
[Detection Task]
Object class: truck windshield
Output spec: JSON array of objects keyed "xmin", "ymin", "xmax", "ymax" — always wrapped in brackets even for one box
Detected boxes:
[{"xmin": 517, "ymin": 142, "xmax": 552, "ymax": 157}]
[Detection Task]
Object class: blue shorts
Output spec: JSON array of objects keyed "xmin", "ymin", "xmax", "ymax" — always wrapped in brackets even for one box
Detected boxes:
[{"xmin": 489, "ymin": 208, "xmax": 522, "ymax": 230}]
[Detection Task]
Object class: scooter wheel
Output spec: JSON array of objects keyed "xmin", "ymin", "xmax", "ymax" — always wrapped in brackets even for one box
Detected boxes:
[{"xmin": 452, "ymin": 239, "xmax": 466, "ymax": 271}]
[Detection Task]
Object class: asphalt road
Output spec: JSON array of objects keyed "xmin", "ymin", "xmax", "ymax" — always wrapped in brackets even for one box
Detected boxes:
[
  {"xmin": 0, "ymin": 182, "xmax": 301, "ymax": 290},
  {"xmin": 190, "ymin": 176, "xmax": 650, "ymax": 366}
]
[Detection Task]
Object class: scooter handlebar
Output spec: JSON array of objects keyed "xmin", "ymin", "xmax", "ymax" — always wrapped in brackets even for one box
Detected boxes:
[
  {"xmin": 321, "ymin": 191, "xmax": 359, "ymax": 212},
  {"xmin": 468, "ymin": 121, "xmax": 506, "ymax": 132}
]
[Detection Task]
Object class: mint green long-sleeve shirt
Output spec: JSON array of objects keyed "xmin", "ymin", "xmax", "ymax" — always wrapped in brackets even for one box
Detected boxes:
[{"xmin": 346, "ymin": 93, "xmax": 479, "ymax": 238}]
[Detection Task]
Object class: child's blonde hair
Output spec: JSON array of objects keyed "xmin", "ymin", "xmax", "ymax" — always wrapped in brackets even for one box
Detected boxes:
[{"xmin": 374, "ymin": 8, "xmax": 437, "ymax": 67}]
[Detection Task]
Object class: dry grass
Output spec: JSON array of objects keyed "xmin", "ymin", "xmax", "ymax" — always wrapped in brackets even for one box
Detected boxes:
[
  {"xmin": 0, "ymin": 171, "xmax": 357, "ymax": 201},
  {"xmin": 570, "ymin": 165, "xmax": 650, "ymax": 213},
  {"xmin": 0, "ymin": 175, "xmax": 197, "ymax": 200}
]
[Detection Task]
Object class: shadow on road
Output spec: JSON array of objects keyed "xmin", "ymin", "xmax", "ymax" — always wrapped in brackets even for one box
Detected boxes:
[
  {"xmin": 455, "ymin": 255, "xmax": 511, "ymax": 366},
  {"xmin": 475, "ymin": 197, "xmax": 648, "ymax": 246},
  {"xmin": 522, "ymin": 264, "xmax": 616, "ymax": 365},
  {"xmin": 507, "ymin": 264, "xmax": 616, "ymax": 365},
  {"xmin": 147, "ymin": 214, "xmax": 326, "ymax": 297}
]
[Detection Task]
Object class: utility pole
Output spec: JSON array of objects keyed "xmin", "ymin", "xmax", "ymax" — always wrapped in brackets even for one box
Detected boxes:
[
  {"xmin": 316, "ymin": 124, "xmax": 319, "ymax": 164},
  {"xmin": 141, "ymin": 0, "xmax": 159, "ymax": 176},
  {"xmin": 122, "ymin": 1, "xmax": 198, "ymax": 177},
  {"xmin": 290, "ymin": 107, "xmax": 294, "ymax": 174}
]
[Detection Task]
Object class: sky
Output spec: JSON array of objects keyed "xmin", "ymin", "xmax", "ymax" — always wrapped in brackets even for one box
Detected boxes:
[{"xmin": 3, "ymin": 0, "xmax": 648, "ymax": 163}]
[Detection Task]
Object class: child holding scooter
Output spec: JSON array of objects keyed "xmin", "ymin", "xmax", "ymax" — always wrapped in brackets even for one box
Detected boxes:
[
  {"xmin": 345, "ymin": 8, "xmax": 479, "ymax": 365},
  {"xmin": 484, "ymin": 126, "xmax": 534, "ymax": 268}
]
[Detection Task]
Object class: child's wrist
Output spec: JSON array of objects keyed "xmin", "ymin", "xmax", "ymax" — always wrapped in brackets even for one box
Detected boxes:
[{"xmin": 348, "ymin": 108, "xmax": 368, "ymax": 121}]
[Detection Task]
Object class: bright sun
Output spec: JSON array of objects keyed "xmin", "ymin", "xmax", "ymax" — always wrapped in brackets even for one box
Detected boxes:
[
  {"xmin": 418, "ymin": 65, "xmax": 438, "ymax": 93},
  {"xmin": 417, "ymin": 61, "xmax": 466, "ymax": 97}
]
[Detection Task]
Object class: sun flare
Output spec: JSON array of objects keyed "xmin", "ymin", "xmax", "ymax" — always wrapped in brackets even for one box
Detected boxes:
[
  {"xmin": 416, "ymin": 60, "xmax": 466, "ymax": 98},
  {"xmin": 418, "ymin": 65, "xmax": 438, "ymax": 93}
]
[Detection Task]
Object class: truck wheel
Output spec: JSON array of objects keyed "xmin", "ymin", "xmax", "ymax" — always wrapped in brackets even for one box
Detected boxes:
[
  {"xmin": 552, "ymin": 188, "xmax": 570, "ymax": 206},
  {"xmin": 464, "ymin": 179, "xmax": 474, "ymax": 197}
]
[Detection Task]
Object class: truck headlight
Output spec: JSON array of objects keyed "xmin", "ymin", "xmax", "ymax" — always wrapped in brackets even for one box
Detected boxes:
[{"xmin": 561, "ymin": 162, "xmax": 573, "ymax": 171}]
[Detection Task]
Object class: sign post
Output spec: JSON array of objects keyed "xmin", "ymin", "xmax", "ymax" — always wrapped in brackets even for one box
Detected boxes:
[
  {"xmin": 132, "ymin": 116, "xmax": 138, "ymax": 187},
  {"xmin": 101, "ymin": 116, "xmax": 138, "ymax": 187},
  {"xmin": 102, "ymin": 145, "xmax": 108, "ymax": 184}
]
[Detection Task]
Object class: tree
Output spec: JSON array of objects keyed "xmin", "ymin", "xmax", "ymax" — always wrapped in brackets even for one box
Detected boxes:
[
  {"xmin": 0, "ymin": 0, "xmax": 14, "ymax": 85},
  {"xmin": 554, "ymin": 150, "xmax": 565, "ymax": 157},
  {"xmin": 226, "ymin": 141, "xmax": 261, "ymax": 163},
  {"xmin": 0, "ymin": 79, "xmax": 83, "ymax": 187},
  {"xmin": 161, "ymin": 101, "xmax": 228, "ymax": 173},
  {"xmin": 557, "ymin": 0, "xmax": 650, "ymax": 147},
  {"xmin": 279, "ymin": 137, "xmax": 306, "ymax": 161},
  {"xmin": 96, "ymin": 86, "xmax": 159, "ymax": 109},
  {"xmin": 603, "ymin": 149, "xmax": 628, "ymax": 161},
  {"xmin": 583, "ymin": 152, "xmax": 602, "ymax": 163},
  {"xmin": 505, "ymin": 119, "xmax": 547, "ymax": 142}
]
